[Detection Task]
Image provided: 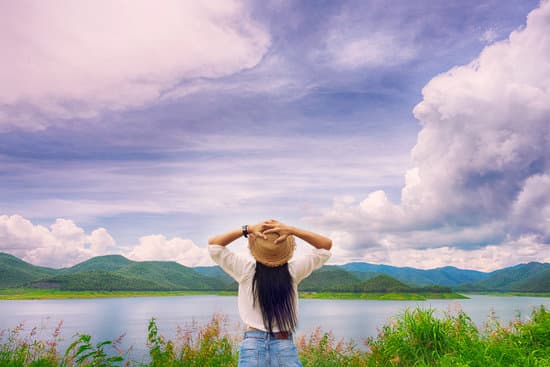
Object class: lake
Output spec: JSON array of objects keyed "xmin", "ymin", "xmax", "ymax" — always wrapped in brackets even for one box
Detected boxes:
[{"xmin": 1, "ymin": 294, "xmax": 549, "ymax": 362}]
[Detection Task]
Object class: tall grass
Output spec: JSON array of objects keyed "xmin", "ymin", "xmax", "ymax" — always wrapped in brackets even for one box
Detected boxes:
[{"xmin": 1, "ymin": 306, "xmax": 549, "ymax": 366}]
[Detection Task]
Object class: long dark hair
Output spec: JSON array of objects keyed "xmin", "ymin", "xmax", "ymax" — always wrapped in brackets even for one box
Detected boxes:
[{"xmin": 252, "ymin": 262, "xmax": 297, "ymax": 333}]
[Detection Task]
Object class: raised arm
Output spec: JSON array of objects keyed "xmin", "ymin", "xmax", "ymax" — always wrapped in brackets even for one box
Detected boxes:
[
  {"xmin": 262, "ymin": 220, "xmax": 332, "ymax": 250},
  {"xmin": 208, "ymin": 221, "xmax": 269, "ymax": 246}
]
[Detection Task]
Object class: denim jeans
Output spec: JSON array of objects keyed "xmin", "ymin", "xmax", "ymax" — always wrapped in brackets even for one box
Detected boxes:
[{"xmin": 238, "ymin": 330, "xmax": 303, "ymax": 367}]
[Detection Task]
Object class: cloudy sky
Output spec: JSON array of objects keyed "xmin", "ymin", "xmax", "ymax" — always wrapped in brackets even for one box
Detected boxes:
[{"xmin": 1, "ymin": 0, "xmax": 549, "ymax": 271}]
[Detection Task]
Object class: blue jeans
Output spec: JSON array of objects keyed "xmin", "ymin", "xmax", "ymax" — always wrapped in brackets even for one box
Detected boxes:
[{"xmin": 238, "ymin": 330, "xmax": 303, "ymax": 367}]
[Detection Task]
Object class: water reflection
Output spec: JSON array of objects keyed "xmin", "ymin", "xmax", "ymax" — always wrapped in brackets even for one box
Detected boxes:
[{"xmin": 1, "ymin": 295, "xmax": 549, "ymax": 360}]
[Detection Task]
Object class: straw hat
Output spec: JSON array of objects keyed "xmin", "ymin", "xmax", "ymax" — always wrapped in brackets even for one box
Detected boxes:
[{"xmin": 248, "ymin": 232, "xmax": 296, "ymax": 267}]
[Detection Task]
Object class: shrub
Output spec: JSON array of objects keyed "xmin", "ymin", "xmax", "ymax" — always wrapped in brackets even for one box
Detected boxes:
[
  {"xmin": 296, "ymin": 327, "xmax": 365, "ymax": 367},
  {"xmin": 147, "ymin": 314, "xmax": 238, "ymax": 367},
  {"xmin": 2, "ymin": 305, "xmax": 550, "ymax": 366}
]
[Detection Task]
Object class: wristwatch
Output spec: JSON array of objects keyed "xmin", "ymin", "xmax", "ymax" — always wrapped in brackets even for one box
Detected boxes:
[{"xmin": 242, "ymin": 224, "xmax": 249, "ymax": 238}]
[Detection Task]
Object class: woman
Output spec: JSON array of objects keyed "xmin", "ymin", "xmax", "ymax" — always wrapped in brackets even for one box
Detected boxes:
[{"xmin": 208, "ymin": 219, "xmax": 332, "ymax": 367}]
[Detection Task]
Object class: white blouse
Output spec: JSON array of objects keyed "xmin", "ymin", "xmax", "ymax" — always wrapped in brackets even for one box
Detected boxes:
[{"xmin": 208, "ymin": 245, "xmax": 331, "ymax": 332}]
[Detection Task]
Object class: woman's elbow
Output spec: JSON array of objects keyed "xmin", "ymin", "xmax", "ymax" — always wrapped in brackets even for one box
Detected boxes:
[{"xmin": 324, "ymin": 239, "xmax": 333, "ymax": 250}]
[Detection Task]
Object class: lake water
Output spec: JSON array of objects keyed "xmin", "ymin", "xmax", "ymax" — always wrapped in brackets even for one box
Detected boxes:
[{"xmin": 1, "ymin": 295, "xmax": 549, "ymax": 361}]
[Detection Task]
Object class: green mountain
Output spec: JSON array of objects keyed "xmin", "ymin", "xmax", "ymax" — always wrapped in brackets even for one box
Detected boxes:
[
  {"xmin": 345, "ymin": 270, "xmax": 379, "ymax": 281},
  {"xmin": 460, "ymin": 262, "xmax": 550, "ymax": 292},
  {"xmin": 362, "ymin": 275, "xmax": 411, "ymax": 292},
  {"xmin": 116, "ymin": 261, "xmax": 222, "ymax": 290},
  {"xmin": 340, "ymin": 263, "xmax": 488, "ymax": 287},
  {"xmin": 61, "ymin": 255, "xmax": 132, "ymax": 273},
  {"xmin": 507, "ymin": 268, "xmax": 550, "ymax": 292},
  {"xmin": 2, "ymin": 252, "xmax": 550, "ymax": 293},
  {"xmin": 32, "ymin": 270, "xmax": 162, "ymax": 291},
  {"xmin": 299, "ymin": 266, "xmax": 365, "ymax": 292},
  {"xmin": 0, "ymin": 252, "xmax": 58, "ymax": 288},
  {"xmin": 297, "ymin": 267, "xmax": 437, "ymax": 293},
  {"xmin": 194, "ymin": 266, "xmax": 237, "ymax": 288},
  {"xmin": 0, "ymin": 252, "xmax": 226, "ymax": 291}
]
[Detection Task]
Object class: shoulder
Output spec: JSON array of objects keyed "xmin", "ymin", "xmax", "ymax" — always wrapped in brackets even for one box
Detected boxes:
[
  {"xmin": 288, "ymin": 247, "xmax": 331, "ymax": 281},
  {"xmin": 208, "ymin": 245, "xmax": 255, "ymax": 281},
  {"xmin": 288, "ymin": 247, "xmax": 331, "ymax": 265}
]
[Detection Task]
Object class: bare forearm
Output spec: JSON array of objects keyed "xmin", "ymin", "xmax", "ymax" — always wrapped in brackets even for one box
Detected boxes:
[
  {"xmin": 291, "ymin": 226, "xmax": 332, "ymax": 250},
  {"xmin": 208, "ymin": 222, "xmax": 268, "ymax": 246},
  {"xmin": 208, "ymin": 228, "xmax": 242, "ymax": 247}
]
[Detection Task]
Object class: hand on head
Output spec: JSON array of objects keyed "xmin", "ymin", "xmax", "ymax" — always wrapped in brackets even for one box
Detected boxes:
[
  {"xmin": 262, "ymin": 219, "xmax": 294, "ymax": 245},
  {"xmin": 248, "ymin": 221, "xmax": 269, "ymax": 240}
]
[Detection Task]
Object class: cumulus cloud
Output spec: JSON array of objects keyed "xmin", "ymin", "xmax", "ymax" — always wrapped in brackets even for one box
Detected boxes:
[
  {"xmin": 380, "ymin": 235, "xmax": 550, "ymax": 272},
  {"xmin": 308, "ymin": 1, "xmax": 550, "ymax": 270},
  {"xmin": 0, "ymin": 214, "xmax": 212, "ymax": 268},
  {"xmin": 0, "ymin": 215, "xmax": 116, "ymax": 267},
  {"xmin": 0, "ymin": 0, "xmax": 270, "ymax": 131},
  {"xmin": 408, "ymin": 0, "xmax": 550, "ymax": 227},
  {"xmin": 125, "ymin": 234, "xmax": 211, "ymax": 267}
]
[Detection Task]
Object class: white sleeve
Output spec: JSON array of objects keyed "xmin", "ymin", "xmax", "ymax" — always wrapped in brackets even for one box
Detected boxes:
[
  {"xmin": 208, "ymin": 245, "xmax": 254, "ymax": 283},
  {"xmin": 289, "ymin": 248, "xmax": 331, "ymax": 284}
]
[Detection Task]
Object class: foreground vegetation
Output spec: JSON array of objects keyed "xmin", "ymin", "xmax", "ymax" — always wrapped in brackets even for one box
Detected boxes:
[{"xmin": 2, "ymin": 306, "xmax": 550, "ymax": 366}]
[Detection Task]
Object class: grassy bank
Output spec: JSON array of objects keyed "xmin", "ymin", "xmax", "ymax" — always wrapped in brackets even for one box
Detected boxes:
[
  {"xmin": 1, "ymin": 306, "xmax": 550, "ymax": 366},
  {"xmin": 464, "ymin": 291, "xmax": 550, "ymax": 298},
  {"xmin": 0, "ymin": 288, "xmax": 466, "ymax": 301},
  {"xmin": 299, "ymin": 291, "xmax": 468, "ymax": 300},
  {"xmin": 0, "ymin": 288, "xmax": 237, "ymax": 300}
]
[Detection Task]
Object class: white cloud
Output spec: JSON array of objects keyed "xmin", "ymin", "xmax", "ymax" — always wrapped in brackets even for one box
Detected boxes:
[
  {"xmin": 125, "ymin": 234, "xmax": 211, "ymax": 267},
  {"xmin": 408, "ymin": 0, "xmax": 550, "ymax": 226},
  {"xmin": 0, "ymin": 214, "xmax": 213, "ymax": 268},
  {"xmin": 383, "ymin": 235, "xmax": 550, "ymax": 272},
  {"xmin": 88, "ymin": 228, "xmax": 117, "ymax": 254},
  {"xmin": 480, "ymin": 28, "xmax": 499, "ymax": 43},
  {"xmin": 0, "ymin": 215, "xmax": 116, "ymax": 267},
  {"xmin": 0, "ymin": 214, "xmax": 54, "ymax": 251},
  {"xmin": 323, "ymin": 32, "xmax": 417, "ymax": 69},
  {"xmin": 307, "ymin": 1, "xmax": 550, "ymax": 270},
  {"xmin": 0, "ymin": 0, "xmax": 270, "ymax": 131},
  {"xmin": 315, "ymin": 3, "xmax": 420, "ymax": 70}
]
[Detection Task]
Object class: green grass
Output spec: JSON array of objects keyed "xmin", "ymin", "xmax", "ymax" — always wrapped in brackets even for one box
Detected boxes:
[
  {"xmin": 464, "ymin": 292, "xmax": 550, "ymax": 297},
  {"xmin": 0, "ymin": 288, "xmax": 466, "ymax": 301},
  {"xmin": 299, "ymin": 291, "xmax": 468, "ymax": 300},
  {"xmin": 2, "ymin": 306, "xmax": 550, "ymax": 366},
  {"xmin": 0, "ymin": 288, "xmax": 236, "ymax": 300}
]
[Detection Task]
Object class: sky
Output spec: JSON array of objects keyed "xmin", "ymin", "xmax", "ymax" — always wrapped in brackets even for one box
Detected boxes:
[{"xmin": 0, "ymin": 0, "xmax": 549, "ymax": 271}]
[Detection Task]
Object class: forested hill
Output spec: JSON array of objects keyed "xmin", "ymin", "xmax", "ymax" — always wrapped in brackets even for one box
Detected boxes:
[
  {"xmin": 457, "ymin": 262, "xmax": 550, "ymax": 292},
  {"xmin": 2, "ymin": 252, "xmax": 550, "ymax": 292},
  {"xmin": 0, "ymin": 253, "xmax": 57, "ymax": 288},
  {"xmin": 0, "ymin": 253, "xmax": 226, "ymax": 291},
  {"xmin": 340, "ymin": 262, "xmax": 488, "ymax": 286}
]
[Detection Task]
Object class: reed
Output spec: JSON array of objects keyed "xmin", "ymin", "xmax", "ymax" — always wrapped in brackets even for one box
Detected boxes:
[{"xmin": 1, "ymin": 306, "xmax": 549, "ymax": 366}]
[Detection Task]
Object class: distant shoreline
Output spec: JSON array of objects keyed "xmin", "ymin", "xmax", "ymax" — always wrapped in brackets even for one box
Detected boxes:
[
  {"xmin": 2, "ymin": 288, "xmax": 550, "ymax": 301},
  {"xmin": 0, "ymin": 288, "xmax": 467, "ymax": 300},
  {"xmin": 299, "ymin": 291, "xmax": 468, "ymax": 300},
  {"xmin": 462, "ymin": 291, "xmax": 550, "ymax": 298},
  {"xmin": 0, "ymin": 289, "xmax": 235, "ymax": 300}
]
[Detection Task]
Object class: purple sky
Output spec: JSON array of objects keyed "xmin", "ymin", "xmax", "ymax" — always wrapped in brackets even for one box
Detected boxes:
[{"xmin": 1, "ymin": 0, "xmax": 549, "ymax": 271}]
